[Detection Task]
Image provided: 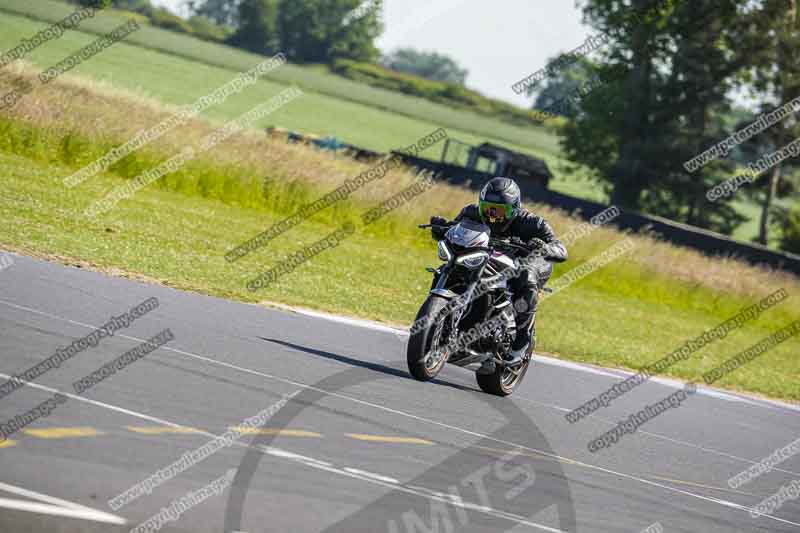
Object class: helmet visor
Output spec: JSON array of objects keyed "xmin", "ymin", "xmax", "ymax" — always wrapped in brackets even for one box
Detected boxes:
[{"xmin": 479, "ymin": 201, "xmax": 514, "ymax": 224}]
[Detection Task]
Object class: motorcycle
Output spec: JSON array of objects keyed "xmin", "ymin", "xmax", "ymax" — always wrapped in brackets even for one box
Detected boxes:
[{"xmin": 407, "ymin": 217, "xmax": 544, "ymax": 396}]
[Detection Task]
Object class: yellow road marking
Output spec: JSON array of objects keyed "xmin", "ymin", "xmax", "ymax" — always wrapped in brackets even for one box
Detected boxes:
[
  {"xmin": 126, "ymin": 426, "xmax": 202, "ymax": 435},
  {"xmin": 0, "ymin": 439, "xmax": 17, "ymax": 448},
  {"xmin": 230, "ymin": 427, "xmax": 322, "ymax": 437},
  {"xmin": 346, "ymin": 434, "xmax": 434, "ymax": 445},
  {"xmin": 23, "ymin": 427, "xmax": 103, "ymax": 439}
]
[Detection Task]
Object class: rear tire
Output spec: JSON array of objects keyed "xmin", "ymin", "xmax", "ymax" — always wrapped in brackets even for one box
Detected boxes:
[
  {"xmin": 407, "ymin": 295, "xmax": 451, "ymax": 381},
  {"xmin": 476, "ymin": 354, "xmax": 531, "ymax": 396}
]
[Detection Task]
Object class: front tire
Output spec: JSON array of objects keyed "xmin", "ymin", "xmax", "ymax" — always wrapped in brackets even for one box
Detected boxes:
[
  {"xmin": 407, "ymin": 295, "xmax": 451, "ymax": 381},
  {"xmin": 476, "ymin": 354, "xmax": 531, "ymax": 396}
]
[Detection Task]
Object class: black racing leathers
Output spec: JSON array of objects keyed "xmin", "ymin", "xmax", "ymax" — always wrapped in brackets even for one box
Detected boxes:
[{"xmin": 451, "ymin": 204, "xmax": 568, "ymax": 350}]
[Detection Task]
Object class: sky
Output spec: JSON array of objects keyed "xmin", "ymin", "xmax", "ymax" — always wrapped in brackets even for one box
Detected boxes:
[{"xmin": 150, "ymin": 0, "xmax": 594, "ymax": 108}]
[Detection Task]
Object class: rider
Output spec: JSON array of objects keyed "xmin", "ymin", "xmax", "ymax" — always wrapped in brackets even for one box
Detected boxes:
[{"xmin": 430, "ymin": 177, "xmax": 568, "ymax": 367}]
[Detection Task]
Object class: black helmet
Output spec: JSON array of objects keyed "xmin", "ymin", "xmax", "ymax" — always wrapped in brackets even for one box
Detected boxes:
[{"xmin": 479, "ymin": 177, "xmax": 521, "ymax": 232}]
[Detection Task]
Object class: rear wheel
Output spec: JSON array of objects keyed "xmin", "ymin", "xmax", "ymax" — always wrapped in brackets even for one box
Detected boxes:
[
  {"xmin": 476, "ymin": 352, "xmax": 532, "ymax": 396},
  {"xmin": 407, "ymin": 295, "xmax": 453, "ymax": 381}
]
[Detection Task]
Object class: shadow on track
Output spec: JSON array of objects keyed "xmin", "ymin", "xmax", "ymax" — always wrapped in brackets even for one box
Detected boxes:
[{"xmin": 260, "ymin": 337, "xmax": 476, "ymax": 393}]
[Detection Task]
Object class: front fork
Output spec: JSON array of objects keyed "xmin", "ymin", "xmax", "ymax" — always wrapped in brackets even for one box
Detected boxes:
[{"xmin": 427, "ymin": 265, "xmax": 485, "ymax": 352}]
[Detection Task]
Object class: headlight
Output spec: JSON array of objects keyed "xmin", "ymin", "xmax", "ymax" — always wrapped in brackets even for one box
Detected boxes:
[
  {"xmin": 455, "ymin": 251, "xmax": 489, "ymax": 269},
  {"xmin": 437, "ymin": 241, "xmax": 453, "ymax": 261}
]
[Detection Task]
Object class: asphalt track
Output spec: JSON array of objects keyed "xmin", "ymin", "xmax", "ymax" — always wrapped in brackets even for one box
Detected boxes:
[{"xmin": 0, "ymin": 251, "xmax": 798, "ymax": 533}]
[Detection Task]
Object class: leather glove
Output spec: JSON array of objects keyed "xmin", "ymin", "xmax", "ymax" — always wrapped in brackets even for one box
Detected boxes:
[
  {"xmin": 430, "ymin": 216, "xmax": 448, "ymax": 240},
  {"xmin": 528, "ymin": 238, "xmax": 548, "ymax": 255}
]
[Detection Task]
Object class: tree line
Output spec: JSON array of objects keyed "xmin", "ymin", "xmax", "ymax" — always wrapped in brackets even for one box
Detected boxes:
[{"xmin": 530, "ymin": 0, "xmax": 800, "ymax": 251}]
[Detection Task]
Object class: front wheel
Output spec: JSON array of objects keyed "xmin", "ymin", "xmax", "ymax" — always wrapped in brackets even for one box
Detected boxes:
[
  {"xmin": 407, "ymin": 295, "xmax": 452, "ymax": 381},
  {"xmin": 476, "ymin": 355, "xmax": 531, "ymax": 396}
]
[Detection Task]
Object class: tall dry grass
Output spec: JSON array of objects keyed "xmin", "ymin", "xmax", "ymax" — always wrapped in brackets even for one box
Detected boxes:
[{"xmin": 1, "ymin": 61, "xmax": 797, "ymax": 301}]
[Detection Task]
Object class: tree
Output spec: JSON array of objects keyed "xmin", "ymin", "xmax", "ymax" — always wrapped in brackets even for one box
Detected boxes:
[
  {"xmin": 527, "ymin": 56, "xmax": 627, "ymax": 120},
  {"xmin": 562, "ymin": 0, "xmax": 685, "ymax": 209},
  {"xmin": 380, "ymin": 48, "xmax": 468, "ymax": 85},
  {"xmin": 187, "ymin": 0, "xmax": 241, "ymax": 28},
  {"xmin": 529, "ymin": 57, "xmax": 595, "ymax": 119},
  {"xmin": 276, "ymin": 0, "xmax": 382, "ymax": 64},
  {"xmin": 646, "ymin": 0, "xmax": 749, "ymax": 231},
  {"xmin": 774, "ymin": 205, "xmax": 800, "ymax": 254},
  {"xmin": 745, "ymin": 0, "xmax": 800, "ymax": 245},
  {"xmin": 226, "ymin": 0, "xmax": 279, "ymax": 54},
  {"xmin": 558, "ymin": 0, "xmax": 783, "ymax": 234}
]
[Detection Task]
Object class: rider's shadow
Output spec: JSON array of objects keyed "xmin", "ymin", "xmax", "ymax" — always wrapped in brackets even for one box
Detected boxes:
[{"xmin": 259, "ymin": 337, "xmax": 477, "ymax": 393}]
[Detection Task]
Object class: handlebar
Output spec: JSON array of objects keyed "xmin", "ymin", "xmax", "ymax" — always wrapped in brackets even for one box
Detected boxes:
[
  {"xmin": 490, "ymin": 238, "xmax": 533, "ymax": 253},
  {"xmin": 419, "ymin": 223, "xmax": 451, "ymax": 229},
  {"xmin": 420, "ymin": 223, "xmax": 545, "ymax": 256}
]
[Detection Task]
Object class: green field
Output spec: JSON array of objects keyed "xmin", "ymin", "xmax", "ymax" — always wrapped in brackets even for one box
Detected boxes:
[
  {"xmin": 0, "ymin": 5, "xmax": 561, "ymax": 153},
  {"xmin": 0, "ymin": 63, "xmax": 797, "ymax": 403},
  {"xmin": 0, "ymin": 2, "xmax": 606, "ymax": 203}
]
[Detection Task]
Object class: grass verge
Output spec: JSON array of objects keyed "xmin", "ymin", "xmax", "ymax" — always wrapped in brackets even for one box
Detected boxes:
[{"xmin": 0, "ymin": 67, "xmax": 798, "ymax": 402}]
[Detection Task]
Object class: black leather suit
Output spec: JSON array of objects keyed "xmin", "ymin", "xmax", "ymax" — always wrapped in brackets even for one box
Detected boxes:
[{"xmin": 451, "ymin": 204, "xmax": 568, "ymax": 350}]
